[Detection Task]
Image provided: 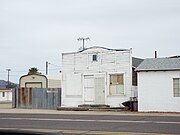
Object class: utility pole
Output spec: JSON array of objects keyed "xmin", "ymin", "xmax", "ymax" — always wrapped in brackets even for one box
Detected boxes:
[
  {"xmin": 77, "ymin": 37, "xmax": 90, "ymax": 50},
  {"xmin": 6, "ymin": 69, "xmax": 11, "ymax": 86},
  {"xmin": 46, "ymin": 61, "xmax": 49, "ymax": 75}
]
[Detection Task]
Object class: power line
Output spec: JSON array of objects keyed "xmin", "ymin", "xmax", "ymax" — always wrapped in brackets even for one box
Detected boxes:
[
  {"xmin": 49, "ymin": 63, "xmax": 60, "ymax": 67},
  {"xmin": 9, "ymin": 70, "xmax": 27, "ymax": 73},
  {"xmin": 9, "ymin": 75, "xmax": 20, "ymax": 77},
  {"xmin": 0, "ymin": 63, "xmax": 60, "ymax": 77},
  {"xmin": 45, "ymin": 61, "xmax": 61, "ymax": 75},
  {"xmin": 0, "ymin": 70, "xmax": 26, "ymax": 73}
]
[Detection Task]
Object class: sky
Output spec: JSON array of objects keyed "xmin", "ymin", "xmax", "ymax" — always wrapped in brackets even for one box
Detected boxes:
[{"xmin": 0, "ymin": 0, "xmax": 180, "ymax": 83}]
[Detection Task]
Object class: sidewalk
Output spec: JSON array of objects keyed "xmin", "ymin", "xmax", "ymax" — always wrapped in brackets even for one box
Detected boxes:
[{"xmin": 0, "ymin": 108, "xmax": 180, "ymax": 116}]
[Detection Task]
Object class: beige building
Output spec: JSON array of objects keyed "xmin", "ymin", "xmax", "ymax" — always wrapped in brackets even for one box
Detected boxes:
[{"xmin": 19, "ymin": 74, "xmax": 61, "ymax": 88}]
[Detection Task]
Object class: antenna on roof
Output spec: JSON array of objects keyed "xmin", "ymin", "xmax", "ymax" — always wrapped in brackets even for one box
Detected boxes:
[
  {"xmin": 6, "ymin": 69, "xmax": 11, "ymax": 86},
  {"xmin": 77, "ymin": 37, "xmax": 90, "ymax": 50}
]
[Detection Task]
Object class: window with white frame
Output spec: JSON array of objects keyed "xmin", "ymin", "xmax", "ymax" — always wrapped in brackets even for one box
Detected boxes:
[
  {"xmin": 173, "ymin": 78, "xmax": 180, "ymax": 97},
  {"xmin": 109, "ymin": 74, "xmax": 124, "ymax": 95}
]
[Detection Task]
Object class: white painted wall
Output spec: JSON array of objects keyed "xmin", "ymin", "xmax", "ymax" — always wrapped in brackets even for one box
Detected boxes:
[
  {"xmin": 62, "ymin": 47, "xmax": 133, "ymax": 107},
  {"xmin": 0, "ymin": 90, "xmax": 12, "ymax": 102},
  {"xmin": 61, "ymin": 73, "xmax": 83, "ymax": 107},
  {"xmin": 138, "ymin": 71, "xmax": 180, "ymax": 112}
]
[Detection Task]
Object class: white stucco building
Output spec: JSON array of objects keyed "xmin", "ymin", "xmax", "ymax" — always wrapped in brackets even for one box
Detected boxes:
[
  {"xmin": 0, "ymin": 88, "xmax": 12, "ymax": 102},
  {"xmin": 136, "ymin": 57, "xmax": 180, "ymax": 112},
  {"xmin": 61, "ymin": 46, "xmax": 143, "ymax": 107}
]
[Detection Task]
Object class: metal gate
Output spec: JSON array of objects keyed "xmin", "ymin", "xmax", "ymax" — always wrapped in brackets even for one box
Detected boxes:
[{"xmin": 16, "ymin": 88, "xmax": 61, "ymax": 109}]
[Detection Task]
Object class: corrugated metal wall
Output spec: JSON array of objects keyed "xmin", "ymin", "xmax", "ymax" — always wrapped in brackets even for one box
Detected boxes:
[{"xmin": 16, "ymin": 88, "xmax": 61, "ymax": 109}]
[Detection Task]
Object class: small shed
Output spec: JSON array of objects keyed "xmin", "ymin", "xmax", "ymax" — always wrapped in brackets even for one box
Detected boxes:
[{"xmin": 19, "ymin": 74, "xmax": 61, "ymax": 88}]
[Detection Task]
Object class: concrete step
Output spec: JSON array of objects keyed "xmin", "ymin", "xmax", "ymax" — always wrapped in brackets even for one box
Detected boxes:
[
  {"xmin": 57, "ymin": 106, "xmax": 126, "ymax": 112},
  {"xmin": 78, "ymin": 104, "xmax": 110, "ymax": 108},
  {"xmin": 57, "ymin": 107, "xmax": 89, "ymax": 111}
]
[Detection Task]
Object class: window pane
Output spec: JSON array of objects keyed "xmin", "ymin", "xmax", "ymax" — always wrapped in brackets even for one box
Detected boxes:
[
  {"xmin": 110, "ymin": 75, "xmax": 117, "ymax": 84},
  {"xmin": 92, "ymin": 55, "xmax": 97, "ymax": 61},
  {"xmin": 173, "ymin": 78, "xmax": 180, "ymax": 97},
  {"xmin": 2, "ymin": 92, "xmax": 5, "ymax": 97},
  {"xmin": 173, "ymin": 79, "xmax": 179, "ymax": 85},
  {"xmin": 117, "ymin": 75, "xmax": 123, "ymax": 84},
  {"xmin": 174, "ymin": 83, "xmax": 179, "ymax": 89},
  {"xmin": 109, "ymin": 85, "xmax": 116, "ymax": 95},
  {"xmin": 110, "ymin": 74, "xmax": 124, "ymax": 85},
  {"xmin": 174, "ymin": 88, "xmax": 179, "ymax": 94},
  {"xmin": 116, "ymin": 85, "xmax": 124, "ymax": 94}
]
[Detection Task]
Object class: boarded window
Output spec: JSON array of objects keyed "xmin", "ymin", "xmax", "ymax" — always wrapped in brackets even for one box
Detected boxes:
[
  {"xmin": 109, "ymin": 74, "xmax": 124, "ymax": 95},
  {"xmin": 173, "ymin": 78, "xmax": 180, "ymax": 97}
]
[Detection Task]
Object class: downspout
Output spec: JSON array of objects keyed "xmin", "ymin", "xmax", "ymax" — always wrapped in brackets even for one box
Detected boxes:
[{"xmin": 130, "ymin": 48, "xmax": 133, "ymax": 98}]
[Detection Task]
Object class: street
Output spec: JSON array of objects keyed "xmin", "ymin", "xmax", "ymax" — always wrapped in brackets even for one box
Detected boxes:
[{"xmin": 0, "ymin": 112, "xmax": 180, "ymax": 135}]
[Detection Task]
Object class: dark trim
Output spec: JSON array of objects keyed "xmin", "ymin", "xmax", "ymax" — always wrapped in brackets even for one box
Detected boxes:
[
  {"xmin": 25, "ymin": 82, "xmax": 43, "ymax": 88},
  {"xmin": 62, "ymin": 46, "xmax": 130, "ymax": 55}
]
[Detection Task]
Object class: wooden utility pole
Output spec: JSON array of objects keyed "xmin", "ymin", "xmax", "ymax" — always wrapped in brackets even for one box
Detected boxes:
[
  {"xmin": 77, "ymin": 37, "xmax": 90, "ymax": 50},
  {"xmin": 46, "ymin": 61, "xmax": 48, "ymax": 75}
]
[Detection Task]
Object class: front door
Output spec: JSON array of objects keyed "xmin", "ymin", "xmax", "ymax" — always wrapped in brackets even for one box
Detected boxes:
[
  {"xmin": 84, "ymin": 74, "xmax": 105, "ymax": 104},
  {"xmin": 94, "ymin": 76, "xmax": 105, "ymax": 104},
  {"xmin": 84, "ymin": 75, "xmax": 94, "ymax": 103}
]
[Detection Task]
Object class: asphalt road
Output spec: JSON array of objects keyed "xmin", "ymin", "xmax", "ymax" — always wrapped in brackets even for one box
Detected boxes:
[{"xmin": 0, "ymin": 113, "xmax": 180, "ymax": 135}]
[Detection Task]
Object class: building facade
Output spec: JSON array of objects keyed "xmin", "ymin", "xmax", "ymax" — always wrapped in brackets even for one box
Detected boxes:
[{"xmin": 62, "ymin": 46, "xmax": 142, "ymax": 107}]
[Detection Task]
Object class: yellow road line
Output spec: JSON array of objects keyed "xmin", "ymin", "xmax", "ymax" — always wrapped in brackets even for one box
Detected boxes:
[{"xmin": 0, "ymin": 128, "xmax": 178, "ymax": 135}]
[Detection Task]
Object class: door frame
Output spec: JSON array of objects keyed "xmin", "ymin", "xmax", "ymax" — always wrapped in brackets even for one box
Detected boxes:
[{"xmin": 82, "ymin": 73, "xmax": 106, "ymax": 104}]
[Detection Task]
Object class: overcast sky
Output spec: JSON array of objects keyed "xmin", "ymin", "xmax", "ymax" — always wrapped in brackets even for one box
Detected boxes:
[{"xmin": 0, "ymin": 0, "xmax": 180, "ymax": 83}]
